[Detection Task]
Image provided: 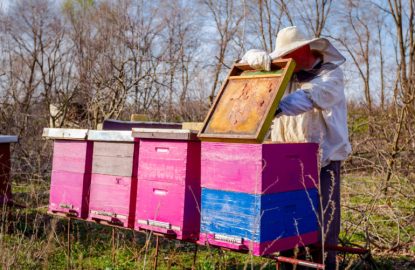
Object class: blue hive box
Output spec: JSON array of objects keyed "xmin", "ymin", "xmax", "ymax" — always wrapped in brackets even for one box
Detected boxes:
[{"xmin": 199, "ymin": 188, "xmax": 319, "ymax": 255}]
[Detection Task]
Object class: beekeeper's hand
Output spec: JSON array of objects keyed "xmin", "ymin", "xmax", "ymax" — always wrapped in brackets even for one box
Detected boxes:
[
  {"xmin": 240, "ymin": 49, "xmax": 271, "ymax": 71},
  {"xmin": 277, "ymin": 90, "xmax": 314, "ymax": 116}
]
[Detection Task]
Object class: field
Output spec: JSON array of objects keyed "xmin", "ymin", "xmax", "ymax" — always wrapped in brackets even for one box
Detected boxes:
[
  {"xmin": 1, "ymin": 174, "xmax": 413, "ymax": 270},
  {"xmin": 1, "ymin": 0, "xmax": 415, "ymax": 269}
]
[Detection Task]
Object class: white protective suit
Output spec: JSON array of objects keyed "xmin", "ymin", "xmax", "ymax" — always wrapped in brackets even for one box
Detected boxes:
[{"xmin": 241, "ymin": 44, "xmax": 351, "ymax": 167}]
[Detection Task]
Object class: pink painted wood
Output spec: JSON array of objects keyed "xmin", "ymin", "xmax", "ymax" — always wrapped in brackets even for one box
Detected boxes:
[
  {"xmin": 198, "ymin": 231, "xmax": 318, "ymax": 256},
  {"xmin": 201, "ymin": 142, "xmax": 319, "ymax": 194},
  {"xmin": 52, "ymin": 140, "xmax": 93, "ymax": 173},
  {"xmin": 88, "ymin": 174, "xmax": 138, "ymax": 228},
  {"xmin": 135, "ymin": 139, "xmax": 201, "ymax": 240},
  {"xmin": 49, "ymin": 140, "xmax": 93, "ymax": 218},
  {"xmin": 88, "ymin": 142, "xmax": 139, "ymax": 227},
  {"xmin": 49, "ymin": 171, "xmax": 91, "ymax": 218},
  {"xmin": 137, "ymin": 140, "xmax": 200, "ymax": 185},
  {"xmin": 135, "ymin": 180, "xmax": 200, "ymax": 240}
]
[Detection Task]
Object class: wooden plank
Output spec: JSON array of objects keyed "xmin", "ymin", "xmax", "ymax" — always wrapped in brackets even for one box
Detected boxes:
[
  {"xmin": 43, "ymin": 128, "xmax": 88, "ymax": 140},
  {"xmin": 198, "ymin": 59, "xmax": 295, "ymax": 143},
  {"xmin": 130, "ymin": 114, "xmax": 149, "ymax": 121},
  {"xmin": 132, "ymin": 128, "xmax": 199, "ymax": 141},
  {"xmin": 228, "ymin": 74, "xmax": 281, "ymax": 80},
  {"xmin": 182, "ymin": 122, "xmax": 204, "ymax": 131},
  {"xmin": 92, "ymin": 142, "xmax": 135, "ymax": 176},
  {"xmin": 92, "ymin": 156, "xmax": 134, "ymax": 176},
  {"xmin": 234, "ymin": 60, "xmax": 290, "ymax": 70},
  {"xmin": 93, "ymin": 142, "xmax": 135, "ymax": 157}
]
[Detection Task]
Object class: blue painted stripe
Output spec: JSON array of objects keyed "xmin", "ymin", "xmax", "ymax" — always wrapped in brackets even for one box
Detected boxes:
[{"xmin": 201, "ymin": 188, "xmax": 318, "ymax": 242}]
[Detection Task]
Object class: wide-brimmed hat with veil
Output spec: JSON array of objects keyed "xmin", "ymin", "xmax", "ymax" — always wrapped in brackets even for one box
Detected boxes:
[{"xmin": 269, "ymin": 26, "xmax": 346, "ymax": 66}]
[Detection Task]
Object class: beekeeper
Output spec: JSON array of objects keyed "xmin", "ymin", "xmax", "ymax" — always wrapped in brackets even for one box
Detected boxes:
[{"xmin": 241, "ymin": 26, "xmax": 351, "ymax": 269}]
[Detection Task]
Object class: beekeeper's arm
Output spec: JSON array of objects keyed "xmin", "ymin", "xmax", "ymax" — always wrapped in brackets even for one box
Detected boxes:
[
  {"xmin": 278, "ymin": 67, "xmax": 345, "ymax": 116},
  {"xmin": 240, "ymin": 49, "xmax": 271, "ymax": 71}
]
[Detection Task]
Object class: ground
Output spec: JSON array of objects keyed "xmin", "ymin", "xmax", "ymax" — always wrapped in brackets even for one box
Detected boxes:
[{"xmin": 0, "ymin": 173, "xmax": 414, "ymax": 269}]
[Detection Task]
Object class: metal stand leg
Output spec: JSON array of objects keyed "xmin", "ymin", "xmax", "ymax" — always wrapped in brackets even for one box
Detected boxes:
[
  {"xmin": 112, "ymin": 228, "xmax": 116, "ymax": 265},
  {"xmin": 192, "ymin": 243, "xmax": 198, "ymax": 270},
  {"xmin": 275, "ymin": 256, "xmax": 325, "ymax": 269},
  {"xmin": 153, "ymin": 235, "xmax": 159, "ymax": 270},
  {"xmin": 67, "ymin": 218, "xmax": 71, "ymax": 270}
]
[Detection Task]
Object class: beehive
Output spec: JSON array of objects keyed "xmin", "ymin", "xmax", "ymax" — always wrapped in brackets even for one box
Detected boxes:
[
  {"xmin": 0, "ymin": 135, "xmax": 18, "ymax": 205},
  {"xmin": 43, "ymin": 128, "xmax": 92, "ymax": 218},
  {"xmin": 199, "ymin": 142, "xmax": 320, "ymax": 255},
  {"xmin": 87, "ymin": 130, "xmax": 138, "ymax": 228},
  {"xmin": 132, "ymin": 129, "xmax": 201, "ymax": 240}
]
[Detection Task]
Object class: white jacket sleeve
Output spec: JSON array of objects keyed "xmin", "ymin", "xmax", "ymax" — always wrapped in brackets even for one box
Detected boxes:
[
  {"xmin": 240, "ymin": 49, "xmax": 271, "ymax": 71},
  {"xmin": 307, "ymin": 67, "xmax": 345, "ymax": 110},
  {"xmin": 278, "ymin": 67, "xmax": 344, "ymax": 116}
]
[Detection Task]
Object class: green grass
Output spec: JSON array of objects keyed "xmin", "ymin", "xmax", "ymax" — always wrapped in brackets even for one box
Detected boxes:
[
  {"xmin": 1, "ymin": 175, "xmax": 414, "ymax": 269},
  {"xmin": 349, "ymin": 115, "xmax": 369, "ymax": 134},
  {"xmin": 341, "ymin": 174, "xmax": 415, "ymax": 250},
  {"xmin": 1, "ymin": 206, "xmax": 274, "ymax": 269}
]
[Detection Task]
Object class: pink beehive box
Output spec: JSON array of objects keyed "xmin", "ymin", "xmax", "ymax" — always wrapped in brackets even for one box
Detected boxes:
[
  {"xmin": 43, "ymin": 128, "xmax": 92, "ymax": 218},
  {"xmin": 87, "ymin": 130, "xmax": 138, "ymax": 228},
  {"xmin": 132, "ymin": 128, "xmax": 201, "ymax": 240},
  {"xmin": 0, "ymin": 135, "xmax": 18, "ymax": 205},
  {"xmin": 201, "ymin": 142, "xmax": 319, "ymax": 194}
]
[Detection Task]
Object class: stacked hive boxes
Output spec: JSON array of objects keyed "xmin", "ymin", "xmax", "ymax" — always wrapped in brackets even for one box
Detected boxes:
[
  {"xmin": 44, "ymin": 129, "xmax": 92, "ymax": 218},
  {"xmin": 44, "ymin": 125, "xmax": 321, "ymax": 255},
  {"xmin": 133, "ymin": 129, "xmax": 201, "ymax": 240},
  {"xmin": 199, "ymin": 142, "xmax": 320, "ymax": 255},
  {"xmin": 87, "ymin": 130, "xmax": 139, "ymax": 227},
  {"xmin": 0, "ymin": 135, "xmax": 18, "ymax": 205}
]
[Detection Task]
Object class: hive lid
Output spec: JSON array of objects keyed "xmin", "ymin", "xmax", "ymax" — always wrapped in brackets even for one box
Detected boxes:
[
  {"xmin": 0, "ymin": 135, "xmax": 18, "ymax": 143},
  {"xmin": 42, "ymin": 128, "xmax": 88, "ymax": 140},
  {"xmin": 132, "ymin": 128, "xmax": 199, "ymax": 141},
  {"xmin": 102, "ymin": 119, "xmax": 182, "ymax": 131},
  {"xmin": 87, "ymin": 130, "xmax": 134, "ymax": 142},
  {"xmin": 198, "ymin": 59, "xmax": 295, "ymax": 143}
]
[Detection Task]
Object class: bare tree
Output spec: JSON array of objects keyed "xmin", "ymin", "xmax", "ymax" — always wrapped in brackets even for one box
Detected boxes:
[
  {"xmin": 293, "ymin": 0, "xmax": 333, "ymax": 37},
  {"xmin": 243, "ymin": 0, "xmax": 289, "ymax": 52},
  {"xmin": 332, "ymin": 0, "xmax": 375, "ymax": 112},
  {"xmin": 382, "ymin": 0, "xmax": 415, "ymax": 194},
  {"xmin": 201, "ymin": 0, "xmax": 244, "ymax": 104}
]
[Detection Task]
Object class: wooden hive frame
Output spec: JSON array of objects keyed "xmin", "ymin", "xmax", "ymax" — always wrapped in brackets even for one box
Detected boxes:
[{"xmin": 198, "ymin": 59, "xmax": 295, "ymax": 143}]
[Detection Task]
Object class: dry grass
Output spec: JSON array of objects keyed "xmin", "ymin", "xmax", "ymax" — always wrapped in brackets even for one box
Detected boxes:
[{"xmin": 1, "ymin": 171, "xmax": 414, "ymax": 269}]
